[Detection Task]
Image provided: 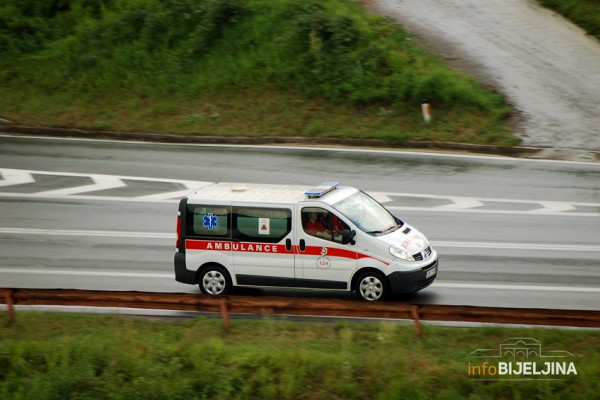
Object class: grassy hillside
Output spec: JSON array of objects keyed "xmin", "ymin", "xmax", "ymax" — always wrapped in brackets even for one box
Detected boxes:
[
  {"xmin": 0, "ymin": 0, "xmax": 517, "ymax": 145},
  {"xmin": 1, "ymin": 312, "xmax": 599, "ymax": 399}
]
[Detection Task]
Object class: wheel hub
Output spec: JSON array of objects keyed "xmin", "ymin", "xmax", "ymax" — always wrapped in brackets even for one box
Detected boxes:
[
  {"xmin": 360, "ymin": 277, "xmax": 382, "ymax": 300},
  {"xmin": 203, "ymin": 271, "xmax": 225, "ymax": 294}
]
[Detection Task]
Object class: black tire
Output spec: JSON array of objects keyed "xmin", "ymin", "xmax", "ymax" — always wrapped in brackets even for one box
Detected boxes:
[
  {"xmin": 355, "ymin": 271, "xmax": 388, "ymax": 301},
  {"xmin": 198, "ymin": 265, "xmax": 232, "ymax": 296}
]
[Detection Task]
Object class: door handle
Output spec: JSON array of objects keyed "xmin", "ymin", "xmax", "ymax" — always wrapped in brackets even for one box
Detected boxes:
[
  {"xmin": 299, "ymin": 239, "xmax": 306, "ymax": 252},
  {"xmin": 286, "ymin": 238, "xmax": 292, "ymax": 251}
]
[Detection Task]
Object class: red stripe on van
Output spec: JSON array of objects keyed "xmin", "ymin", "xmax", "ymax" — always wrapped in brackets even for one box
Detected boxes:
[
  {"xmin": 185, "ymin": 240, "xmax": 389, "ymax": 266},
  {"xmin": 302, "ymin": 245, "xmax": 389, "ymax": 266}
]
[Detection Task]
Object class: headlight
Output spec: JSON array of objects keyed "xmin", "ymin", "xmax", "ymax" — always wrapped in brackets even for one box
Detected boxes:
[{"xmin": 389, "ymin": 246, "xmax": 413, "ymax": 261}]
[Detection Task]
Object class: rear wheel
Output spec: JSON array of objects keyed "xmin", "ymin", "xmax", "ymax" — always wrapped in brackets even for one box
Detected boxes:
[
  {"xmin": 356, "ymin": 271, "xmax": 388, "ymax": 301},
  {"xmin": 199, "ymin": 265, "xmax": 232, "ymax": 296}
]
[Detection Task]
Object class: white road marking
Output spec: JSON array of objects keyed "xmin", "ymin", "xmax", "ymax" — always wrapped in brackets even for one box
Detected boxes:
[
  {"xmin": 376, "ymin": 191, "xmax": 599, "ymax": 217},
  {"xmin": 536, "ymin": 201, "xmax": 576, "ymax": 213},
  {"xmin": 0, "ymin": 192, "xmax": 181, "ymax": 203},
  {"xmin": 368, "ymin": 192, "xmax": 395, "ymax": 204},
  {"xmin": 0, "ymin": 168, "xmax": 206, "ymax": 185},
  {"xmin": 1, "ymin": 168, "xmax": 599, "ymax": 216},
  {"xmin": 0, "ymin": 268, "xmax": 171, "ymax": 278},
  {"xmin": 0, "ymin": 168, "xmax": 35, "ymax": 187},
  {"xmin": 35, "ymin": 175, "xmax": 126, "ymax": 196},
  {"xmin": 135, "ymin": 180, "xmax": 209, "ymax": 200},
  {"xmin": 434, "ymin": 241, "xmax": 600, "ymax": 252},
  {"xmin": 434, "ymin": 282, "xmax": 600, "ymax": 293},
  {"xmin": 388, "ymin": 207, "xmax": 600, "ymax": 217},
  {"xmin": 0, "ymin": 267, "xmax": 597, "ymax": 294},
  {"xmin": 0, "ymin": 168, "xmax": 207, "ymax": 202},
  {"xmin": 2, "ymin": 227, "xmax": 600, "ymax": 253},
  {"xmin": 0, "ymin": 227, "xmax": 173, "ymax": 239}
]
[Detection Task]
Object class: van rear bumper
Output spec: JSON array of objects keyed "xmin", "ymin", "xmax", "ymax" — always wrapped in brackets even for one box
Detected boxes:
[
  {"xmin": 174, "ymin": 252, "xmax": 196, "ymax": 284},
  {"xmin": 387, "ymin": 259, "xmax": 438, "ymax": 294}
]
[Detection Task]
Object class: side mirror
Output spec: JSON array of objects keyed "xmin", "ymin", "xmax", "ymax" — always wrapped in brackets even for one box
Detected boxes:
[{"xmin": 341, "ymin": 229, "xmax": 356, "ymax": 245}]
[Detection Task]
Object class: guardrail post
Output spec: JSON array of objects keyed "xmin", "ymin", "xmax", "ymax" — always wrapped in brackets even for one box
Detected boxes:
[
  {"xmin": 5, "ymin": 289, "xmax": 15, "ymax": 323},
  {"xmin": 410, "ymin": 305, "xmax": 422, "ymax": 336},
  {"xmin": 219, "ymin": 297, "xmax": 230, "ymax": 329}
]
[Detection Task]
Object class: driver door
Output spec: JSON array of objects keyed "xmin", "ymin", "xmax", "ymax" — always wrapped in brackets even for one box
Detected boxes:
[{"xmin": 295, "ymin": 204, "xmax": 357, "ymax": 289}]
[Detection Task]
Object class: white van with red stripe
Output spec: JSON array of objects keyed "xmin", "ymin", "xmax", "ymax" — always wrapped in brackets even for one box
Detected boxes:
[{"xmin": 174, "ymin": 182, "xmax": 437, "ymax": 301}]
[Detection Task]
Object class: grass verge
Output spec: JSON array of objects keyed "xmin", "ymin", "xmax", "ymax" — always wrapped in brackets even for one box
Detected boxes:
[
  {"xmin": 1, "ymin": 312, "xmax": 599, "ymax": 399},
  {"xmin": 0, "ymin": 0, "xmax": 517, "ymax": 146}
]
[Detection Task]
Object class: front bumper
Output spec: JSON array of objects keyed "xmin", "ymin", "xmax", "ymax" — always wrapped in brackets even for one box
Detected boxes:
[{"xmin": 387, "ymin": 259, "xmax": 438, "ymax": 293}]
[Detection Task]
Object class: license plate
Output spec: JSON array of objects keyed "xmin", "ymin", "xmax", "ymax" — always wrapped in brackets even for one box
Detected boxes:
[{"xmin": 425, "ymin": 267, "xmax": 437, "ymax": 279}]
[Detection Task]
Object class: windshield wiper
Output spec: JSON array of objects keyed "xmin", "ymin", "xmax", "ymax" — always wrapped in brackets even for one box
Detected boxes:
[
  {"xmin": 367, "ymin": 225, "xmax": 398, "ymax": 235},
  {"xmin": 384, "ymin": 225, "xmax": 399, "ymax": 233}
]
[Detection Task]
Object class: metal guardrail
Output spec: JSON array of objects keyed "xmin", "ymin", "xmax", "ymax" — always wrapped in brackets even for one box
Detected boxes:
[{"xmin": 2, "ymin": 288, "xmax": 599, "ymax": 335}]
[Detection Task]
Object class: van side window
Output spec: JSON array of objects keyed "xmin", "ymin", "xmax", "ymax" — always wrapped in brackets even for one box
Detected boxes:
[
  {"xmin": 187, "ymin": 205, "xmax": 231, "ymax": 238},
  {"xmin": 302, "ymin": 207, "xmax": 349, "ymax": 243},
  {"xmin": 234, "ymin": 207, "xmax": 291, "ymax": 243}
]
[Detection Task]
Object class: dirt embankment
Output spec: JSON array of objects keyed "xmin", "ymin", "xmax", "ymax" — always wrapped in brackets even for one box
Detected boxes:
[{"xmin": 370, "ymin": 0, "xmax": 600, "ymax": 161}]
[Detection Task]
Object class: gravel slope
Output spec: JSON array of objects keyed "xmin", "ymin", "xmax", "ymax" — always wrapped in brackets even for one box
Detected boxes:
[{"xmin": 370, "ymin": 0, "xmax": 600, "ymax": 161}]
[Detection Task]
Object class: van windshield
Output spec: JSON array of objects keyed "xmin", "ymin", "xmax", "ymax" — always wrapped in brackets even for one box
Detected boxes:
[{"xmin": 333, "ymin": 191, "xmax": 401, "ymax": 235}]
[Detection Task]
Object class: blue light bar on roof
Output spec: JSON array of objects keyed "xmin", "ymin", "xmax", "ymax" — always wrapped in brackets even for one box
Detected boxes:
[{"xmin": 305, "ymin": 181, "xmax": 340, "ymax": 198}]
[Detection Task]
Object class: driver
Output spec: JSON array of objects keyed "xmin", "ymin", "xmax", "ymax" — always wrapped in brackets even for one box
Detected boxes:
[{"xmin": 304, "ymin": 210, "xmax": 331, "ymax": 239}]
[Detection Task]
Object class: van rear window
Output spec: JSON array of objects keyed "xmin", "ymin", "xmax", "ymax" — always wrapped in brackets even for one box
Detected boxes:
[{"xmin": 188, "ymin": 205, "xmax": 231, "ymax": 238}]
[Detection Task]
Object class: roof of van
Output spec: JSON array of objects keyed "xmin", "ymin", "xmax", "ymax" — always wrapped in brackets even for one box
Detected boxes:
[{"xmin": 185, "ymin": 182, "xmax": 354, "ymax": 204}]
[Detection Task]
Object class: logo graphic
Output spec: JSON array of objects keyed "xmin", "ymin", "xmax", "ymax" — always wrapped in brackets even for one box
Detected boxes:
[
  {"xmin": 203, "ymin": 213, "xmax": 218, "ymax": 230},
  {"xmin": 470, "ymin": 338, "xmax": 574, "ymax": 359},
  {"xmin": 321, "ymin": 247, "xmax": 328, "ymax": 256},
  {"xmin": 467, "ymin": 338, "xmax": 577, "ymax": 380},
  {"xmin": 259, "ymin": 217, "xmax": 270, "ymax": 235},
  {"xmin": 317, "ymin": 256, "xmax": 331, "ymax": 269}
]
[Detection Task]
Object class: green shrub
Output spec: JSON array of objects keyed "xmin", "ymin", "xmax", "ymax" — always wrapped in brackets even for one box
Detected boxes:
[
  {"xmin": 0, "ymin": 0, "xmax": 519, "ymax": 145},
  {"xmin": 538, "ymin": 0, "xmax": 600, "ymax": 39},
  {"xmin": 0, "ymin": 0, "xmax": 505, "ymax": 110}
]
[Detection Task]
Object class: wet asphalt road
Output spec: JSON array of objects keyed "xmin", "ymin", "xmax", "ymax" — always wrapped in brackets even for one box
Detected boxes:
[{"xmin": 1, "ymin": 135, "xmax": 599, "ymax": 310}]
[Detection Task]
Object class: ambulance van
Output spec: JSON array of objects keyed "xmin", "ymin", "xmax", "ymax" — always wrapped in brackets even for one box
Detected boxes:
[{"xmin": 174, "ymin": 182, "xmax": 438, "ymax": 301}]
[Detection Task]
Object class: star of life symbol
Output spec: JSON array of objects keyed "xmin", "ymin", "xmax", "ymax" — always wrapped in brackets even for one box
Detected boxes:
[{"xmin": 203, "ymin": 213, "xmax": 218, "ymax": 230}]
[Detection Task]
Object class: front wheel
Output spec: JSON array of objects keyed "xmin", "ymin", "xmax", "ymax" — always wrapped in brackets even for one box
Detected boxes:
[
  {"xmin": 356, "ymin": 271, "xmax": 388, "ymax": 301},
  {"xmin": 199, "ymin": 266, "xmax": 232, "ymax": 296}
]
